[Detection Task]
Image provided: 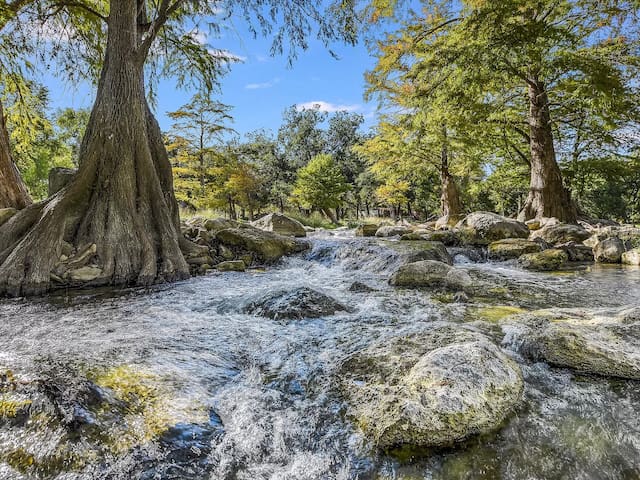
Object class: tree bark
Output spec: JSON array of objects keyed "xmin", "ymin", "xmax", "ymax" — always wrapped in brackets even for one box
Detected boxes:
[
  {"xmin": 519, "ymin": 76, "xmax": 576, "ymax": 223},
  {"xmin": 439, "ymin": 127, "xmax": 463, "ymax": 219},
  {"xmin": 0, "ymin": 99, "xmax": 31, "ymax": 210},
  {"xmin": 0, "ymin": 0, "xmax": 190, "ymax": 296}
]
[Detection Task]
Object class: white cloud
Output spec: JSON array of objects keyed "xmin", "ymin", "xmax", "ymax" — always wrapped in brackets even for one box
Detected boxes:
[
  {"xmin": 296, "ymin": 101, "xmax": 361, "ymax": 113},
  {"xmin": 245, "ymin": 78, "xmax": 280, "ymax": 90}
]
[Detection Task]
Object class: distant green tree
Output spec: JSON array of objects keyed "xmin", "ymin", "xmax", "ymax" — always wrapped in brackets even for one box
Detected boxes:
[{"xmin": 291, "ymin": 154, "xmax": 350, "ymax": 222}]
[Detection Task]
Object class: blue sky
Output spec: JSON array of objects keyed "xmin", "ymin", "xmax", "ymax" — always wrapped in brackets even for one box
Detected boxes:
[{"xmin": 39, "ymin": 18, "xmax": 380, "ymax": 139}]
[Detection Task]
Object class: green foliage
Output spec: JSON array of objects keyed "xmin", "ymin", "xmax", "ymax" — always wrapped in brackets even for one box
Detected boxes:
[{"xmin": 291, "ymin": 154, "xmax": 350, "ymax": 213}]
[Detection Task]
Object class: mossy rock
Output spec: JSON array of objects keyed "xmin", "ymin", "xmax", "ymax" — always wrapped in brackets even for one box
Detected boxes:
[
  {"xmin": 470, "ymin": 306, "xmax": 527, "ymax": 323},
  {"xmin": 389, "ymin": 260, "xmax": 472, "ymax": 292},
  {"xmin": 488, "ymin": 239, "xmax": 542, "ymax": 260},
  {"xmin": 340, "ymin": 324, "xmax": 524, "ymax": 448},
  {"xmin": 502, "ymin": 306, "xmax": 640, "ymax": 379},
  {"xmin": 216, "ymin": 226, "xmax": 310, "ymax": 263},
  {"xmin": 518, "ymin": 249, "xmax": 568, "ymax": 271}
]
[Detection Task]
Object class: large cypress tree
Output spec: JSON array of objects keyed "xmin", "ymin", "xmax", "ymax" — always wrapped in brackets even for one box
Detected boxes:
[{"xmin": 0, "ymin": 0, "xmax": 358, "ymax": 296}]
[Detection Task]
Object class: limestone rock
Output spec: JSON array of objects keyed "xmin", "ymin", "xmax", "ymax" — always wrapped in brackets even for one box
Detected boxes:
[
  {"xmin": 251, "ymin": 213, "xmax": 306, "ymax": 238},
  {"xmin": 245, "ymin": 287, "xmax": 350, "ymax": 320},
  {"xmin": 389, "ymin": 260, "xmax": 472, "ymax": 291},
  {"xmin": 488, "ymin": 239, "xmax": 542, "ymax": 260},
  {"xmin": 594, "ymin": 237, "xmax": 626, "ymax": 263},
  {"xmin": 375, "ymin": 225, "xmax": 413, "ymax": 237},
  {"xmin": 622, "ymin": 248, "xmax": 640, "ymax": 266},
  {"xmin": 529, "ymin": 223, "xmax": 591, "ymax": 246},
  {"xmin": 456, "ymin": 212, "xmax": 529, "ymax": 245},
  {"xmin": 355, "ymin": 223, "xmax": 378, "ymax": 237},
  {"xmin": 518, "ymin": 249, "xmax": 568, "ymax": 271},
  {"xmin": 216, "ymin": 226, "xmax": 309, "ymax": 263},
  {"xmin": 340, "ymin": 324, "xmax": 523, "ymax": 448},
  {"xmin": 216, "ymin": 260, "xmax": 246, "ymax": 272},
  {"xmin": 502, "ymin": 307, "xmax": 640, "ymax": 379}
]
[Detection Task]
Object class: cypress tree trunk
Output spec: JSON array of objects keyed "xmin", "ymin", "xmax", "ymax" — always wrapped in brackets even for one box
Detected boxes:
[
  {"xmin": 519, "ymin": 76, "xmax": 576, "ymax": 223},
  {"xmin": 437, "ymin": 126, "xmax": 463, "ymax": 227},
  {"xmin": 0, "ymin": 0, "xmax": 189, "ymax": 296},
  {"xmin": 0, "ymin": 99, "xmax": 31, "ymax": 210}
]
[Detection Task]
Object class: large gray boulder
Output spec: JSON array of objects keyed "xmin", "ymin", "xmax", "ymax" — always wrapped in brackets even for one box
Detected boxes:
[
  {"xmin": 340, "ymin": 324, "xmax": 524, "ymax": 448},
  {"xmin": 48, "ymin": 167, "xmax": 77, "ymax": 196},
  {"xmin": 594, "ymin": 237, "xmax": 626, "ymax": 263},
  {"xmin": 389, "ymin": 260, "xmax": 472, "ymax": 291},
  {"xmin": 502, "ymin": 307, "xmax": 640, "ymax": 379},
  {"xmin": 488, "ymin": 238, "xmax": 542, "ymax": 260},
  {"xmin": 394, "ymin": 241, "xmax": 453, "ymax": 266},
  {"xmin": 529, "ymin": 223, "xmax": 590, "ymax": 245},
  {"xmin": 251, "ymin": 213, "xmax": 306, "ymax": 237},
  {"xmin": 456, "ymin": 212, "xmax": 529, "ymax": 245},
  {"xmin": 216, "ymin": 225, "xmax": 309, "ymax": 263},
  {"xmin": 244, "ymin": 287, "xmax": 350, "ymax": 320}
]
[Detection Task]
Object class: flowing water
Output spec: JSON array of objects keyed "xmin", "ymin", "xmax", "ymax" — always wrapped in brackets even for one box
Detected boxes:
[{"xmin": 0, "ymin": 231, "xmax": 639, "ymax": 480}]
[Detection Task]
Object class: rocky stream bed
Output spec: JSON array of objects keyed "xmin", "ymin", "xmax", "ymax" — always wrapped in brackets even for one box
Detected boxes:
[{"xmin": 0, "ymin": 223, "xmax": 638, "ymax": 480}]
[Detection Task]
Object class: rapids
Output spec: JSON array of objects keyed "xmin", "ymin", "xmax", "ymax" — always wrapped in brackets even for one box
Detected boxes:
[{"xmin": 0, "ymin": 230, "xmax": 638, "ymax": 479}]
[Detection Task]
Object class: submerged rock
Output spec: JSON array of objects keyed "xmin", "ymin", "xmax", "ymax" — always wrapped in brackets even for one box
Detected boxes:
[
  {"xmin": 518, "ymin": 249, "xmax": 568, "ymax": 271},
  {"xmin": 340, "ymin": 324, "xmax": 523, "ymax": 448},
  {"xmin": 251, "ymin": 213, "xmax": 306, "ymax": 238},
  {"xmin": 488, "ymin": 238, "xmax": 542, "ymax": 260},
  {"xmin": 348, "ymin": 281, "xmax": 377, "ymax": 293},
  {"xmin": 529, "ymin": 223, "xmax": 590, "ymax": 246},
  {"xmin": 456, "ymin": 212, "xmax": 529, "ymax": 245},
  {"xmin": 389, "ymin": 260, "xmax": 472, "ymax": 291},
  {"xmin": 216, "ymin": 226, "xmax": 309, "ymax": 263},
  {"xmin": 502, "ymin": 307, "xmax": 640, "ymax": 379},
  {"xmin": 245, "ymin": 287, "xmax": 350, "ymax": 320}
]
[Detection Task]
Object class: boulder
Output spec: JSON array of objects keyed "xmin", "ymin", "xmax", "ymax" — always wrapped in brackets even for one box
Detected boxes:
[
  {"xmin": 0, "ymin": 208, "xmax": 17, "ymax": 228},
  {"xmin": 529, "ymin": 222, "xmax": 591, "ymax": 245},
  {"xmin": 203, "ymin": 218, "xmax": 240, "ymax": 233},
  {"xmin": 435, "ymin": 214, "xmax": 464, "ymax": 229},
  {"xmin": 340, "ymin": 324, "xmax": 524, "ymax": 448},
  {"xmin": 400, "ymin": 230, "xmax": 432, "ymax": 241},
  {"xmin": 518, "ymin": 249, "xmax": 568, "ymax": 271},
  {"xmin": 423, "ymin": 230, "xmax": 461, "ymax": 246},
  {"xmin": 244, "ymin": 287, "xmax": 350, "ymax": 320},
  {"xmin": 594, "ymin": 237, "xmax": 626, "ymax": 263},
  {"xmin": 502, "ymin": 307, "xmax": 640, "ymax": 379},
  {"xmin": 622, "ymin": 248, "xmax": 640, "ymax": 266},
  {"xmin": 556, "ymin": 242, "xmax": 595, "ymax": 262},
  {"xmin": 251, "ymin": 213, "xmax": 306, "ymax": 238},
  {"xmin": 348, "ymin": 281, "xmax": 377, "ymax": 293},
  {"xmin": 375, "ymin": 225, "xmax": 413, "ymax": 237},
  {"xmin": 397, "ymin": 241, "xmax": 453, "ymax": 266},
  {"xmin": 216, "ymin": 260, "xmax": 246, "ymax": 272},
  {"xmin": 355, "ymin": 223, "xmax": 378, "ymax": 237},
  {"xmin": 488, "ymin": 239, "xmax": 542, "ymax": 261},
  {"xmin": 216, "ymin": 226, "xmax": 309, "ymax": 263},
  {"xmin": 48, "ymin": 167, "xmax": 77, "ymax": 196},
  {"xmin": 456, "ymin": 212, "xmax": 529, "ymax": 245},
  {"xmin": 389, "ymin": 260, "xmax": 472, "ymax": 291}
]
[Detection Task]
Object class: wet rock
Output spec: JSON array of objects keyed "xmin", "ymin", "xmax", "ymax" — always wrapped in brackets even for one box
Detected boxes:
[
  {"xmin": 530, "ymin": 223, "xmax": 591, "ymax": 246},
  {"xmin": 186, "ymin": 255, "xmax": 214, "ymax": 266},
  {"xmin": 435, "ymin": 214, "xmax": 464, "ymax": 229},
  {"xmin": 216, "ymin": 260, "xmax": 246, "ymax": 272},
  {"xmin": 389, "ymin": 260, "xmax": 472, "ymax": 291},
  {"xmin": 502, "ymin": 307, "xmax": 640, "ymax": 379},
  {"xmin": 48, "ymin": 167, "xmax": 77, "ymax": 196},
  {"xmin": 340, "ymin": 324, "xmax": 523, "ymax": 448},
  {"xmin": 0, "ymin": 207, "xmax": 17, "ymax": 227},
  {"xmin": 245, "ymin": 287, "xmax": 350, "ymax": 320},
  {"xmin": 348, "ymin": 281, "xmax": 377, "ymax": 293},
  {"xmin": 556, "ymin": 242, "xmax": 595, "ymax": 262},
  {"xmin": 488, "ymin": 239, "xmax": 542, "ymax": 260},
  {"xmin": 518, "ymin": 249, "xmax": 568, "ymax": 271},
  {"xmin": 456, "ymin": 212, "xmax": 529, "ymax": 245},
  {"xmin": 594, "ymin": 237, "xmax": 626, "ymax": 263},
  {"xmin": 449, "ymin": 246, "xmax": 486, "ymax": 263},
  {"xmin": 398, "ymin": 241, "xmax": 453, "ymax": 266},
  {"xmin": 622, "ymin": 248, "xmax": 640, "ymax": 265},
  {"xmin": 251, "ymin": 213, "xmax": 306, "ymax": 238},
  {"xmin": 355, "ymin": 223, "xmax": 378, "ymax": 237},
  {"xmin": 400, "ymin": 231, "xmax": 430, "ymax": 241},
  {"xmin": 376, "ymin": 225, "xmax": 413, "ymax": 237},
  {"xmin": 525, "ymin": 219, "xmax": 541, "ymax": 231},
  {"xmin": 423, "ymin": 230, "xmax": 461, "ymax": 246},
  {"xmin": 216, "ymin": 226, "xmax": 310, "ymax": 263}
]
